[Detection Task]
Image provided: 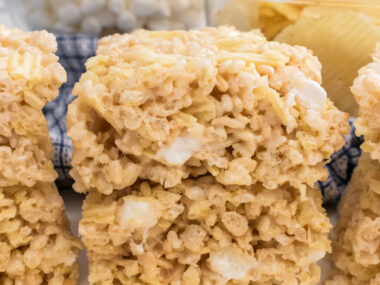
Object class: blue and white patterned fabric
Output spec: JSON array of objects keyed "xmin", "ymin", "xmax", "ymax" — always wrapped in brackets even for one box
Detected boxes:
[
  {"xmin": 317, "ymin": 118, "xmax": 363, "ymax": 204},
  {"xmin": 44, "ymin": 35, "xmax": 363, "ymax": 203},
  {"xmin": 43, "ymin": 35, "xmax": 97, "ymax": 182}
]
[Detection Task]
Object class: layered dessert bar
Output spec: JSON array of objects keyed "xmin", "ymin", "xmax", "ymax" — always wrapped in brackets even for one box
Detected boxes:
[
  {"xmin": 325, "ymin": 154, "xmax": 380, "ymax": 285},
  {"xmin": 0, "ymin": 26, "xmax": 81, "ymax": 283},
  {"xmin": 67, "ymin": 26, "xmax": 349, "ymax": 195},
  {"xmin": 352, "ymin": 45, "xmax": 380, "ymax": 161},
  {"xmin": 0, "ymin": 183, "xmax": 82, "ymax": 284},
  {"xmin": 0, "ymin": 26, "xmax": 66, "ymax": 187},
  {"xmin": 80, "ymin": 177, "xmax": 331, "ymax": 285}
]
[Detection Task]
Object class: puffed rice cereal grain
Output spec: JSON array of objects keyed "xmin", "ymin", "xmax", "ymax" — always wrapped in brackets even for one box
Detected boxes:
[
  {"xmin": 325, "ymin": 154, "xmax": 380, "ymax": 285},
  {"xmin": 80, "ymin": 177, "xmax": 331, "ymax": 285},
  {"xmin": 0, "ymin": 26, "xmax": 66, "ymax": 187},
  {"xmin": 352, "ymin": 44, "xmax": 380, "ymax": 161},
  {"xmin": 67, "ymin": 26, "xmax": 349, "ymax": 195},
  {"xmin": 0, "ymin": 182, "xmax": 82, "ymax": 284}
]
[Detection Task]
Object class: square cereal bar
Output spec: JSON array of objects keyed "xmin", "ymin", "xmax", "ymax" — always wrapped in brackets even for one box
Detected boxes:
[
  {"xmin": 67, "ymin": 26, "xmax": 349, "ymax": 195},
  {"xmin": 325, "ymin": 154, "xmax": 380, "ymax": 285},
  {"xmin": 80, "ymin": 177, "xmax": 331, "ymax": 285},
  {"xmin": 0, "ymin": 26, "xmax": 67, "ymax": 187},
  {"xmin": 352, "ymin": 44, "xmax": 380, "ymax": 161},
  {"xmin": 0, "ymin": 182, "xmax": 82, "ymax": 284}
]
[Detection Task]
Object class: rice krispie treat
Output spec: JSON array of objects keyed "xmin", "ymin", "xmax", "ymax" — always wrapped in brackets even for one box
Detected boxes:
[
  {"xmin": 0, "ymin": 26, "xmax": 66, "ymax": 187},
  {"xmin": 80, "ymin": 177, "xmax": 331, "ymax": 284},
  {"xmin": 68, "ymin": 26, "xmax": 349, "ymax": 195},
  {"xmin": 325, "ymin": 154, "xmax": 380, "ymax": 285},
  {"xmin": 0, "ymin": 182, "xmax": 82, "ymax": 284},
  {"xmin": 352, "ymin": 44, "xmax": 380, "ymax": 161}
]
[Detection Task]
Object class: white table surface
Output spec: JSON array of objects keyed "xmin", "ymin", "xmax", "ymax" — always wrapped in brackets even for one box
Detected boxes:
[{"xmin": 0, "ymin": 3, "xmax": 338, "ymax": 284}]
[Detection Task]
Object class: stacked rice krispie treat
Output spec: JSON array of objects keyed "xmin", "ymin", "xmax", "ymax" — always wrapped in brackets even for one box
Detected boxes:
[
  {"xmin": 352, "ymin": 45, "xmax": 380, "ymax": 161},
  {"xmin": 0, "ymin": 26, "xmax": 81, "ymax": 284},
  {"xmin": 325, "ymin": 154, "xmax": 380, "ymax": 285},
  {"xmin": 68, "ymin": 26, "xmax": 349, "ymax": 284},
  {"xmin": 325, "ymin": 46, "xmax": 380, "ymax": 285}
]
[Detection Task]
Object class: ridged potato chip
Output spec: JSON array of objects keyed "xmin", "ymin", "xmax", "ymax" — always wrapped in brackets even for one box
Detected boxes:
[
  {"xmin": 275, "ymin": 11, "xmax": 380, "ymax": 115},
  {"xmin": 212, "ymin": 0, "xmax": 258, "ymax": 31},
  {"xmin": 259, "ymin": 2, "xmax": 304, "ymax": 39}
]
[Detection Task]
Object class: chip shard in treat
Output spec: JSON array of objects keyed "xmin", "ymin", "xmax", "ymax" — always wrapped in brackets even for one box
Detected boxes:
[
  {"xmin": 0, "ymin": 25, "xmax": 67, "ymax": 187},
  {"xmin": 67, "ymin": 26, "xmax": 349, "ymax": 195},
  {"xmin": 324, "ymin": 154, "xmax": 380, "ymax": 285},
  {"xmin": 352, "ymin": 44, "xmax": 380, "ymax": 161},
  {"xmin": 0, "ymin": 182, "xmax": 82, "ymax": 284},
  {"xmin": 80, "ymin": 176, "xmax": 331, "ymax": 285}
]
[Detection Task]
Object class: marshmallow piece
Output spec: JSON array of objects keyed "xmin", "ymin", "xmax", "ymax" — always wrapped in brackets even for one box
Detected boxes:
[
  {"xmin": 130, "ymin": 0, "xmax": 157, "ymax": 17},
  {"xmin": 190, "ymin": 0, "xmax": 205, "ymax": 10},
  {"xmin": 28, "ymin": 11, "xmax": 53, "ymax": 30},
  {"xmin": 80, "ymin": 0, "xmax": 106, "ymax": 16},
  {"xmin": 182, "ymin": 9, "xmax": 206, "ymax": 30},
  {"xmin": 108, "ymin": 0, "xmax": 126, "ymax": 15},
  {"xmin": 153, "ymin": 0, "xmax": 171, "ymax": 18},
  {"xmin": 81, "ymin": 17, "xmax": 102, "ymax": 35},
  {"xmin": 29, "ymin": 0, "xmax": 45, "ymax": 9},
  {"xmin": 289, "ymin": 79, "xmax": 327, "ymax": 110},
  {"xmin": 208, "ymin": 247, "xmax": 256, "ymax": 280},
  {"xmin": 97, "ymin": 10, "xmax": 116, "ymax": 28},
  {"xmin": 157, "ymin": 136, "xmax": 201, "ymax": 165},
  {"xmin": 58, "ymin": 3, "xmax": 81, "ymax": 25},
  {"xmin": 52, "ymin": 21, "xmax": 75, "ymax": 34},
  {"xmin": 49, "ymin": 0, "xmax": 65, "ymax": 9},
  {"xmin": 117, "ymin": 11, "xmax": 137, "ymax": 32},
  {"xmin": 118, "ymin": 197, "xmax": 162, "ymax": 229},
  {"xmin": 170, "ymin": 0, "xmax": 190, "ymax": 13},
  {"xmin": 366, "ymin": 63, "xmax": 380, "ymax": 74},
  {"xmin": 146, "ymin": 18, "xmax": 172, "ymax": 30}
]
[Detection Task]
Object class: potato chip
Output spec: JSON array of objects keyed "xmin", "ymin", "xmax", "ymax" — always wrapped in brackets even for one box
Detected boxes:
[
  {"xmin": 275, "ymin": 11, "xmax": 380, "ymax": 115},
  {"xmin": 211, "ymin": 0, "xmax": 258, "ymax": 31},
  {"xmin": 258, "ymin": 2, "xmax": 304, "ymax": 39}
]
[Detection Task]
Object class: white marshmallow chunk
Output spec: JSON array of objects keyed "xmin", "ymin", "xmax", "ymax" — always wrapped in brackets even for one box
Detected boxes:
[
  {"xmin": 29, "ymin": 0, "xmax": 45, "ymax": 9},
  {"xmin": 108, "ymin": 0, "xmax": 126, "ymax": 15},
  {"xmin": 117, "ymin": 11, "xmax": 137, "ymax": 32},
  {"xmin": 289, "ymin": 79, "xmax": 327, "ymax": 110},
  {"xmin": 208, "ymin": 247, "xmax": 256, "ymax": 280},
  {"xmin": 28, "ymin": 11, "xmax": 53, "ymax": 30},
  {"xmin": 130, "ymin": 0, "xmax": 157, "ymax": 17},
  {"xmin": 97, "ymin": 10, "xmax": 117, "ymax": 29},
  {"xmin": 170, "ymin": 0, "xmax": 190, "ymax": 13},
  {"xmin": 80, "ymin": 0, "xmax": 106, "ymax": 16},
  {"xmin": 157, "ymin": 136, "xmax": 201, "ymax": 165},
  {"xmin": 366, "ymin": 63, "xmax": 380, "ymax": 74},
  {"xmin": 81, "ymin": 17, "xmax": 102, "ymax": 35},
  {"xmin": 147, "ymin": 18, "xmax": 173, "ymax": 30},
  {"xmin": 182, "ymin": 9, "xmax": 206, "ymax": 30},
  {"xmin": 58, "ymin": 3, "xmax": 81, "ymax": 25},
  {"xmin": 52, "ymin": 21, "xmax": 75, "ymax": 34},
  {"xmin": 118, "ymin": 197, "xmax": 162, "ymax": 229},
  {"xmin": 153, "ymin": 0, "xmax": 171, "ymax": 18}
]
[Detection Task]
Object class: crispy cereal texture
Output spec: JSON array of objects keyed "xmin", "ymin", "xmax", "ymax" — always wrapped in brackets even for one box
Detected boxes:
[
  {"xmin": 0, "ymin": 182, "xmax": 82, "ymax": 284},
  {"xmin": 67, "ymin": 26, "xmax": 349, "ymax": 195},
  {"xmin": 325, "ymin": 154, "xmax": 380, "ymax": 285},
  {"xmin": 0, "ymin": 26, "xmax": 67, "ymax": 187},
  {"xmin": 352, "ymin": 44, "xmax": 380, "ymax": 161},
  {"xmin": 80, "ymin": 177, "xmax": 331, "ymax": 285}
]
